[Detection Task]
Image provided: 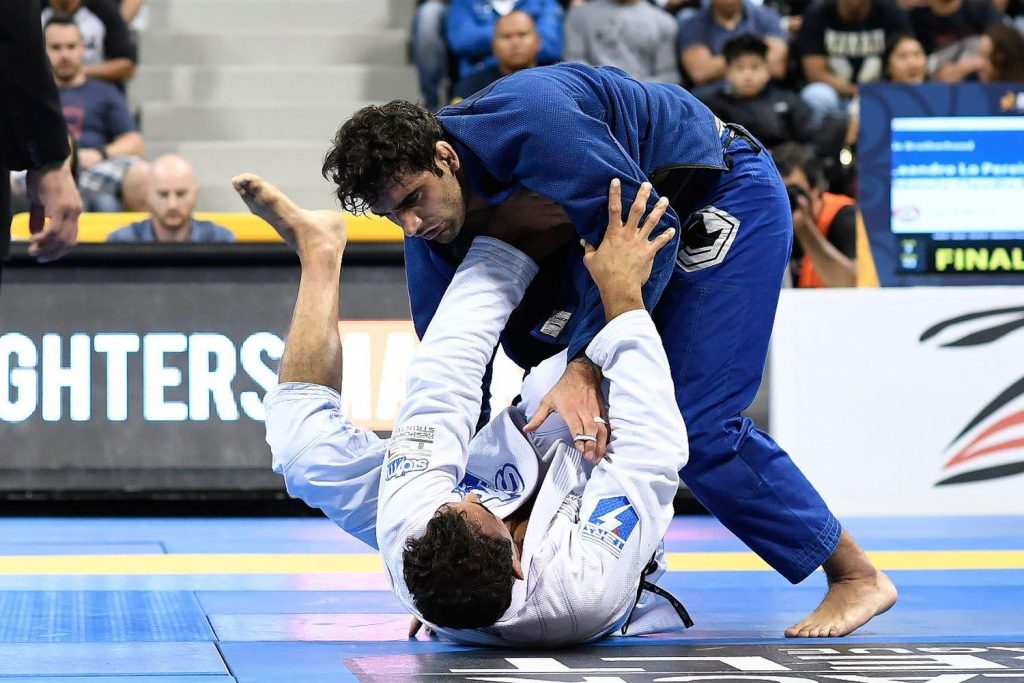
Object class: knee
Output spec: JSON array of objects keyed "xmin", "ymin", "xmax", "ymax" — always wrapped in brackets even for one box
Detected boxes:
[
  {"xmin": 86, "ymin": 191, "xmax": 123, "ymax": 213},
  {"xmin": 413, "ymin": 1, "xmax": 449, "ymax": 40},
  {"xmin": 801, "ymin": 82, "xmax": 842, "ymax": 125}
]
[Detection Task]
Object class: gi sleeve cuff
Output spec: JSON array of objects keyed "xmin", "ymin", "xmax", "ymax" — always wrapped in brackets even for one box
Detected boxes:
[
  {"xmin": 264, "ymin": 381, "xmax": 344, "ymax": 409},
  {"xmin": 585, "ymin": 309, "xmax": 658, "ymax": 368},
  {"xmin": 467, "ymin": 236, "xmax": 539, "ymax": 284}
]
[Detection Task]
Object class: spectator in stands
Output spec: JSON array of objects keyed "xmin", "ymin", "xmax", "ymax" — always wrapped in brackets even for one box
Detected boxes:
[
  {"xmin": 1, "ymin": 0, "xmax": 82, "ymax": 270},
  {"xmin": 652, "ymin": 0, "xmax": 700, "ymax": 14},
  {"xmin": 107, "ymin": 154, "xmax": 235, "ymax": 243},
  {"xmin": 882, "ymin": 33, "xmax": 928, "ymax": 81},
  {"xmin": 978, "ymin": 22, "xmax": 1024, "ymax": 81},
  {"xmin": 446, "ymin": 0, "xmax": 563, "ymax": 80},
  {"xmin": 910, "ymin": 0, "xmax": 1003, "ymax": 82},
  {"xmin": 452, "ymin": 11, "xmax": 541, "ymax": 100},
  {"xmin": 412, "ymin": 0, "xmax": 450, "ymax": 111},
  {"xmin": 44, "ymin": 16, "xmax": 146, "ymax": 212},
  {"xmin": 41, "ymin": 0, "xmax": 137, "ymax": 86},
  {"xmin": 678, "ymin": 0, "xmax": 788, "ymax": 96},
  {"xmin": 842, "ymin": 33, "xmax": 925, "ymax": 146},
  {"xmin": 773, "ymin": 143, "xmax": 857, "ymax": 288},
  {"xmin": 700, "ymin": 35, "xmax": 816, "ymax": 147},
  {"xmin": 564, "ymin": 0, "xmax": 680, "ymax": 82},
  {"xmin": 796, "ymin": 0, "xmax": 912, "ymax": 124}
]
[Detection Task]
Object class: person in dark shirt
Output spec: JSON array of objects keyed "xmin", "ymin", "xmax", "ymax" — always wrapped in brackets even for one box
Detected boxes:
[
  {"xmin": 773, "ymin": 142, "xmax": 857, "ymax": 287},
  {"xmin": 41, "ymin": 0, "xmax": 136, "ymax": 85},
  {"xmin": 796, "ymin": 0, "xmax": 912, "ymax": 123},
  {"xmin": 910, "ymin": 0, "xmax": 1003, "ymax": 82},
  {"xmin": 677, "ymin": 0, "xmax": 788, "ymax": 94},
  {"xmin": 1, "ymin": 0, "xmax": 81, "ymax": 272},
  {"xmin": 44, "ymin": 16, "xmax": 145, "ymax": 212},
  {"xmin": 451, "ymin": 10, "xmax": 541, "ymax": 101},
  {"xmin": 107, "ymin": 154, "xmax": 235, "ymax": 243},
  {"xmin": 700, "ymin": 34, "xmax": 816, "ymax": 148}
]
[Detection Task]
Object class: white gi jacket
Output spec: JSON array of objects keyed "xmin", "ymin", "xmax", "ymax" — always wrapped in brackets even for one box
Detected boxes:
[{"xmin": 264, "ymin": 237, "xmax": 690, "ymax": 647}]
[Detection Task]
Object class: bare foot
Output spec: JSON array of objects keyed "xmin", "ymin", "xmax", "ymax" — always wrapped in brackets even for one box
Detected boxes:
[
  {"xmin": 786, "ymin": 530, "xmax": 898, "ymax": 638},
  {"xmin": 231, "ymin": 173, "xmax": 346, "ymax": 257}
]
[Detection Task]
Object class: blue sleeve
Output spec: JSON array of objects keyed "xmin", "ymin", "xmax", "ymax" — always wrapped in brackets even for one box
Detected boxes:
[
  {"xmin": 404, "ymin": 235, "xmax": 494, "ymax": 427},
  {"xmin": 533, "ymin": 0, "xmax": 565, "ymax": 64},
  {"xmin": 446, "ymin": 0, "xmax": 496, "ymax": 63},
  {"xmin": 753, "ymin": 5, "xmax": 784, "ymax": 38},
  {"xmin": 404, "ymin": 236, "xmax": 455, "ymax": 340},
  {"xmin": 450, "ymin": 76, "xmax": 681, "ymax": 360},
  {"xmin": 676, "ymin": 14, "xmax": 706, "ymax": 52}
]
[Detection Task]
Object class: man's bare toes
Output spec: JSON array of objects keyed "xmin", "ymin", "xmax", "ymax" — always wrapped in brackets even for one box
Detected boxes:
[{"xmin": 231, "ymin": 173, "xmax": 262, "ymax": 196}]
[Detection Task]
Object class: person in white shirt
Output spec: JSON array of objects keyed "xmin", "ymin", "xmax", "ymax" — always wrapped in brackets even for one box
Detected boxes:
[{"xmin": 232, "ymin": 173, "xmax": 691, "ymax": 646}]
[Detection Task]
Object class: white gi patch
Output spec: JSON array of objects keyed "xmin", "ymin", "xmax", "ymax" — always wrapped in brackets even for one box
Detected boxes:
[
  {"xmin": 580, "ymin": 495, "xmax": 639, "ymax": 558},
  {"xmin": 384, "ymin": 425, "xmax": 435, "ymax": 481},
  {"xmin": 556, "ymin": 491, "xmax": 582, "ymax": 522},
  {"xmin": 539, "ymin": 310, "xmax": 572, "ymax": 338},
  {"xmin": 676, "ymin": 205, "xmax": 739, "ymax": 272}
]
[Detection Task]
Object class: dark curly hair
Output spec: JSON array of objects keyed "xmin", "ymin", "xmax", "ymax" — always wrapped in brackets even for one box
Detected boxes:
[
  {"xmin": 322, "ymin": 100, "xmax": 445, "ymax": 214},
  {"xmin": 403, "ymin": 506, "xmax": 516, "ymax": 629}
]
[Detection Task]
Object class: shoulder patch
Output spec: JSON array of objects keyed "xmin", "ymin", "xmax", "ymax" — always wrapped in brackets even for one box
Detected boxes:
[
  {"xmin": 580, "ymin": 495, "xmax": 639, "ymax": 557},
  {"xmin": 384, "ymin": 425, "xmax": 435, "ymax": 481}
]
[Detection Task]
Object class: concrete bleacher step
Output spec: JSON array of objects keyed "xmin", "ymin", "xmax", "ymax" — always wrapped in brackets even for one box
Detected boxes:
[
  {"xmin": 146, "ymin": 142, "xmax": 329, "ymax": 186},
  {"xmin": 140, "ymin": 102, "xmax": 377, "ymax": 141},
  {"xmin": 130, "ymin": 65, "xmax": 417, "ymax": 105},
  {"xmin": 196, "ymin": 181, "xmax": 341, "ymax": 213},
  {"xmin": 144, "ymin": 0, "xmax": 406, "ymax": 32},
  {"xmin": 140, "ymin": 30, "xmax": 409, "ymax": 67}
]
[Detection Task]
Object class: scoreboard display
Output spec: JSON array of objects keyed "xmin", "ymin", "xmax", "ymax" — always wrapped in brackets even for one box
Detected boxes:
[{"xmin": 859, "ymin": 83, "xmax": 1024, "ymax": 285}]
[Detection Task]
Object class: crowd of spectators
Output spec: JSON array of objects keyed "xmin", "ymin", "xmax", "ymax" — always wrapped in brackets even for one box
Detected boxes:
[
  {"xmin": 7, "ymin": 0, "xmax": 233, "ymax": 244},
  {"xmin": 411, "ymin": 0, "xmax": 1024, "ymax": 287}
]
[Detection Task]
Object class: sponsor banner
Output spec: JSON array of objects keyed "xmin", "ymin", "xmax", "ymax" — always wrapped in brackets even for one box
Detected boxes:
[
  {"xmin": 1, "ymin": 320, "xmax": 524, "ymax": 434},
  {"xmin": 771, "ymin": 287, "xmax": 1024, "ymax": 516},
  {"xmin": 859, "ymin": 83, "xmax": 1024, "ymax": 286},
  {"xmin": 336, "ymin": 320, "xmax": 524, "ymax": 431},
  {"xmin": 0, "ymin": 275, "xmax": 524, "ymax": 483},
  {"xmin": 345, "ymin": 642, "xmax": 1024, "ymax": 682}
]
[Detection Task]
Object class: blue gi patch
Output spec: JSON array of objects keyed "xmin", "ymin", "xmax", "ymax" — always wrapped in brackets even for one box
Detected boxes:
[
  {"xmin": 580, "ymin": 496, "xmax": 639, "ymax": 557},
  {"xmin": 453, "ymin": 464, "xmax": 524, "ymax": 506}
]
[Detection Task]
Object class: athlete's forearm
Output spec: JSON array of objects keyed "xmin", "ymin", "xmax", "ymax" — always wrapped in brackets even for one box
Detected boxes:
[{"xmin": 278, "ymin": 252, "xmax": 343, "ymax": 391}]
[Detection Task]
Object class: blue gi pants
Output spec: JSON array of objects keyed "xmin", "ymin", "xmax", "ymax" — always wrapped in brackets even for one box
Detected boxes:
[{"xmin": 655, "ymin": 128, "xmax": 841, "ymax": 583}]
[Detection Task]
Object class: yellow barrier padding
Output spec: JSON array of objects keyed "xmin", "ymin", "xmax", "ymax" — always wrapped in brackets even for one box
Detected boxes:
[
  {"xmin": 10, "ymin": 211, "xmax": 402, "ymax": 244},
  {"xmin": 2, "ymin": 549, "xmax": 1023, "ymax": 575}
]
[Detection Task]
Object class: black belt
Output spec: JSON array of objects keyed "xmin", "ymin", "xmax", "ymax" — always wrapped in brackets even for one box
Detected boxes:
[{"xmin": 620, "ymin": 555, "xmax": 694, "ymax": 635}]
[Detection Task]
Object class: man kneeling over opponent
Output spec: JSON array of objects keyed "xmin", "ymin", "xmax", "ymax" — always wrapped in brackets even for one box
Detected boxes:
[{"xmin": 234, "ymin": 173, "xmax": 691, "ymax": 647}]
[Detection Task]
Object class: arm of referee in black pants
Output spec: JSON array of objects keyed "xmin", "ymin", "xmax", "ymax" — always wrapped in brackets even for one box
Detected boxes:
[{"xmin": 0, "ymin": 0, "xmax": 81, "ymax": 269}]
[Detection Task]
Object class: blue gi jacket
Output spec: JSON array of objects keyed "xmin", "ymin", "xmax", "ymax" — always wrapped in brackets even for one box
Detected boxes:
[{"xmin": 406, "ymin": 63, "xmax": 727, "ymax": 371}]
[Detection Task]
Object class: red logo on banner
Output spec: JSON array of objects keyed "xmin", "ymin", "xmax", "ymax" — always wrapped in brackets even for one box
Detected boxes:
[{"xmin": 920, "ymin": 306, "xmax": 1024, "ymax": 486}]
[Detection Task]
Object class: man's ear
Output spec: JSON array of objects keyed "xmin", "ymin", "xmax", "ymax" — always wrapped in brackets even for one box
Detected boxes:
[
  {"xmin": 512, "ymin": 554, "xmax": 524, "ymax": 580},
  {"xmin": 436, "ymin": 140, "xmax": 460, "ymax": 173}
]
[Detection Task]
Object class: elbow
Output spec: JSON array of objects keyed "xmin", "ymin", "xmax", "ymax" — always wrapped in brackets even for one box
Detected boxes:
[
  {"xmin": 685, "ymin": 64, "xmax": 714, "ymax": 85},
  {"xmin": 112, "ymin": 59, "xmax": 136, "ymax": 81}
]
